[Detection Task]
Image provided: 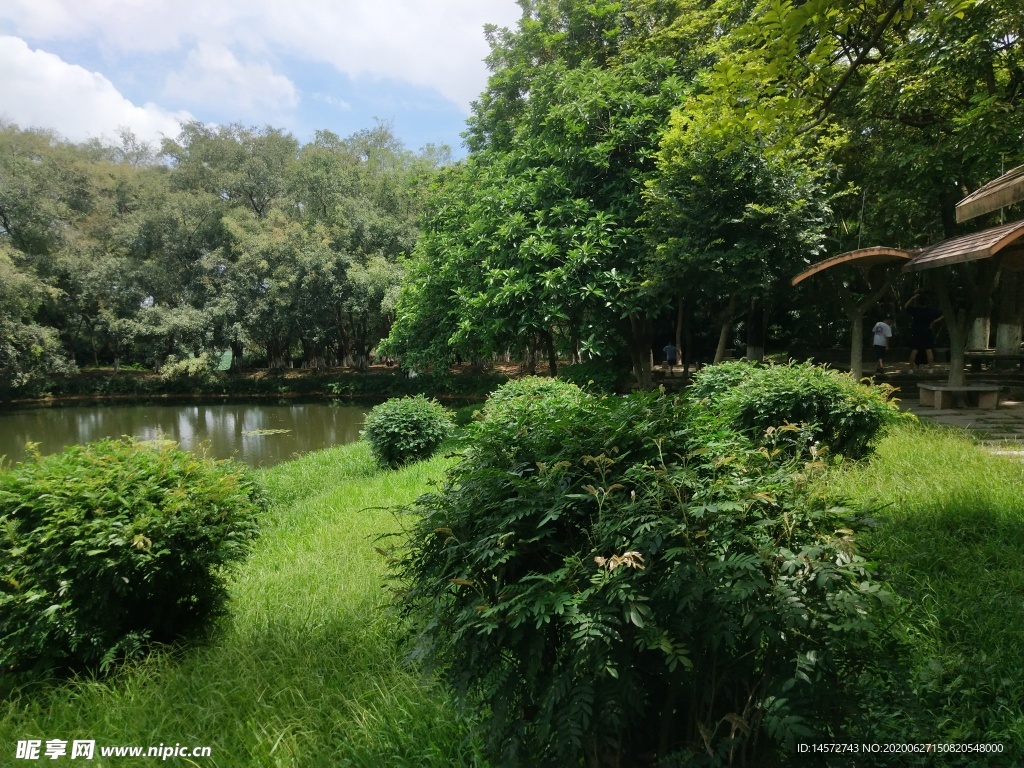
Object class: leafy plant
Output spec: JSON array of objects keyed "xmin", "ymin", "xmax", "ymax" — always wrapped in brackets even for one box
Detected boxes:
[
  {"xmin": 685, "ymin": 360, "xmax": 762, "ymax": 401},
  {"xmin": 387, "ymin": 381, "xmax": 888, "ymax": 766},
  {"xmin": 159, "ymin": 351, "xmax": 221, "ymax": 382},
  {"xmin": 689, "ymin": 360, "xmax": 901, "ymax": 459},
  {"xmin": 0, "ymin": 438, "xmax": 264, "ymax": 675},
  {"xmin": 557, "ymin": 360, "xmax": 631, "ymax": 394},
  {"xmin": 361, "ymin": 395, "xmax": 454, "ymax": 468}
]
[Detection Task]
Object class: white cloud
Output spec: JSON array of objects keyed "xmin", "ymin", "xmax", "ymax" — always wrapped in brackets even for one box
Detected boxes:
[
  {"xmin": 312, "ymin": 93, "xmax": 352, "ymax": 111},
  {"xmin": 0, "ymin": 0, "xmax": 523, "ymax": 111},
  {"xmin": 0, "ymin": 36, "xmax": 191, "ymax": 144},
  {"xmin": 164, "ymin": 43, "xmax": 298, "ymax": 114}
]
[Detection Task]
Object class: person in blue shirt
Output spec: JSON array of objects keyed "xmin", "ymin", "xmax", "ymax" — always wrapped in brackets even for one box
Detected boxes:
[{"xmin": 662, "ymin": 343, "xmax": 678, "ymax": 369}]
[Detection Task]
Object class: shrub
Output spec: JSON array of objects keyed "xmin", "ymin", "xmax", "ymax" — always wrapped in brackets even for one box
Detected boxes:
[
  {"xmin": 688, "ymin": 360, "xmax": 900, "ymax": 459},
  {"xmin": 387, "ymin": 387, "xmax": 887, "ymax": 766},
  {"xmin": 0, "ymin": 439, "xmax": 264, "ymax": 674},
  {"xmin": 472, "ymin": 377, "xmax": 599, "ymax": 462},
  {"xmin": 361, "ymin": 395, "xmax": 454, "ymax": 468},
  {"xmin": 159, "ymin": 351, "xmax": 220, "ymax": 382},
  {"xmin": 685, "ymin": 359, "xmax": 760, "ymax": 400},
  {"xmin": 558, "ymin": 359, "xmax": 631, "ymax": 394}
]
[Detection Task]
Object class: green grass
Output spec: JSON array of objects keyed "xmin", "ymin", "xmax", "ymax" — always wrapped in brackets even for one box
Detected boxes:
[
  {"xmin": 6, "ymin": 418, "xmax": 1024, "ymax": 765},
  {"xmin": 827, "ymin": 419, "xmax": 1024, "ymax": 754},
  {"xmin": 0, "ymin": 441, "xmax": 489, "ymax": 767}
]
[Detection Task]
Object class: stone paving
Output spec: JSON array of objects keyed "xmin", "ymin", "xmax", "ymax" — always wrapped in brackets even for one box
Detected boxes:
[{"xmin": 885, "ymin": 365, "xmax": 1024, "ymax": 450}]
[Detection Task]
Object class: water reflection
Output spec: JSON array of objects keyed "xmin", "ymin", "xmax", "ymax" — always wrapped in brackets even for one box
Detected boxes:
[{"xmin": 0, "ymin": 401, "xmax": 369, "ymax": 467}]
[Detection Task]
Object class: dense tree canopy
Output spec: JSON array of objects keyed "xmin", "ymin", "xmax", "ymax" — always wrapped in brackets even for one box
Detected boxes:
[{"xmin": 0, "ymin": 119, "xmax": 444, "ymax": 393}]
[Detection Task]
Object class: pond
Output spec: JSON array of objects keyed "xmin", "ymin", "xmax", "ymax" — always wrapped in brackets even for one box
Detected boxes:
[{"xmin": 0, "ymin": 401, "xmax": 370, "ymax": 467}]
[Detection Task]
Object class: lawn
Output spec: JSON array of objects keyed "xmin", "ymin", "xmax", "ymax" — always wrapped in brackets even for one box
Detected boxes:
[
  {"xmin": 0, "ymin": 441, "xmax": 487, "ymax": 767},
  {"xmin": 2, "ymin": 418, "xmax": 1023, "ymax": 766},
  {"xmin": 824, "ymin": 420, "xmax": 1024, "ymax": 759}
]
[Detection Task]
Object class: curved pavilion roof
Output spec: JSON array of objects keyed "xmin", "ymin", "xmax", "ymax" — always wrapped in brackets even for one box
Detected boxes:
[
  {"xmin": 791, "ymin": 219, "xmax": 1024, "ymax": 284},
  {"xmin": 790, "ymin": 247, "xmax": 910, "ymax": 286}
]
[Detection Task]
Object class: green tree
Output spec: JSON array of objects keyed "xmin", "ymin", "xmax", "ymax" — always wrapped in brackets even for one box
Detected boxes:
[
  {"xmin": 0, "ymin": 245, "xmax": 74, "ymax": 394},
  {"xmin": 646, "ymin": 129, "xmax": 829, "ymax": 363},
  {"xmin": 388, "ymin": 0, "xmax": 695, "ymax": 386}
]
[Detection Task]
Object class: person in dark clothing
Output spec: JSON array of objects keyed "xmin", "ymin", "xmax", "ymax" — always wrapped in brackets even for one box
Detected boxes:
[
  {"xmin": 904, "ymin": 292, "xmax": 943, "ymax": 368},
  {"xmin": 662, "ymin": 343, "xmax": 678, "ymax": 368}
]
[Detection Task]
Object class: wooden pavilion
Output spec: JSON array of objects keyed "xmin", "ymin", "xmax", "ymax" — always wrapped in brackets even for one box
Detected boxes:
[
  {"xmin": 792, "ymin": 164, "xmax": 1024, "ymax": 385},
  {"xmin": 791, "ymin": 247, "xmax": 911, "ymax": 379}
]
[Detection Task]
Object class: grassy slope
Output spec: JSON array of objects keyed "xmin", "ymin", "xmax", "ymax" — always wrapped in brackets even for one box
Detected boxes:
[
  {"xmin": 0, "ymin": 442, "xmax": 488, "ymax": 767},
  {"xmin": 828, "ymin": 421, "xmax": 1024, "ymax": 754},
  {"xmin": 5, "ymin": 419, "xmax": 1024, "ymax": 765}
]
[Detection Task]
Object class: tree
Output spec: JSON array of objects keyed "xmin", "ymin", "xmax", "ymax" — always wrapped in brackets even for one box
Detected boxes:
[
  {"xmin": 646, "ymin": 130, "xmax": 830, "ymax": 363},
  {"xmin": 388, "ymin": 1, "xmax": 696, "ymax": 386},
  {"xmin": 0, "ymin": 245, "xmax": 74, "ymax": 394}
]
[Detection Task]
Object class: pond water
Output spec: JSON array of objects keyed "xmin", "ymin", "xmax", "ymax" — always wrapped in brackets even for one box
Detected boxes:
[{"xmin": 0, "ymin": 401, "xmax": 370, "ymax": 467}]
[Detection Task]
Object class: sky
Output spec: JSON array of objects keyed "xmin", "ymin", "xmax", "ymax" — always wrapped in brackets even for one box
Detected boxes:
[{"xmin": 0, "ymin": 0, "xmax": 523, "ymax": 157}]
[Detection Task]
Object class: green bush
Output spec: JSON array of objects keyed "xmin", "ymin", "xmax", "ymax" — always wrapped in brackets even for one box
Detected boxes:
[
  {"xmin": 558, "ymin": 359, "xmax": 631, "ymax": 394},
  {"xmin": 159, "ymin": 351, "xmax": 220, "ymax": 382},
  {"xmin": 361, "ymin": 395, "xmax": 454, "ymax": 468},
  {"xmin": 388, "ymin": 385, "xmax": 887, "ymax": 766},
  {"xmin": 688, "ymin": 360, "xmax": 900, "ymax": 459},
  {"xmin": 685, "ymin": 359, "xmax": 760, "ymax": 400},
  {"xmin": 0, "ymin": 439, "xmax": 264, "ymax": 674}
]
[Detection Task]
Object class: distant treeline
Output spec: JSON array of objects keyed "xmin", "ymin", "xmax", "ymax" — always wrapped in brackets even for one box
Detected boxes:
[{"xmin": 1, "ymin": 119, "xmax": 447, "ymax": 396}]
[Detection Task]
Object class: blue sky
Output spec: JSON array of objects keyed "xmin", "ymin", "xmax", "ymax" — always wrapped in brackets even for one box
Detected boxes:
[{"xmin": 0, "ymin": 0, "xmax": 523, "ymax": 157}]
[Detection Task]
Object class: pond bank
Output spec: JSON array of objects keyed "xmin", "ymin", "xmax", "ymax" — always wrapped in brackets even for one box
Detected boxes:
[{"xmin": 1, "ymin": 367, "xmax": 509, "ymax": 407}]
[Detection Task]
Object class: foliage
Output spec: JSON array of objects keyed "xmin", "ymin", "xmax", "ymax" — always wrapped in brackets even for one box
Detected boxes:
[
  {"xmin": 159, "ymin": 351, "xmax": 220, "ymax": 382},
  {"xmin": 557, "ymin": 359, "xmax": 631, "ymax": 394},
  {"xmin": 684, "ymin": 360, "xmax": 760, "ymax": 401},
  {"xmin": 646, "ymin": 133, "xmax": 829, "ymax": 324},
  {"xmin": 387, "ymin": 381, "xmax": 889, "ymax": 765},
  {"xmin": 0, "ymin": 245, "xmax": 75, "ymax": 396},
  {"xmin": 386, "ymin": 1, "xmax": 698, "ymax": 387},
  {"xmin": 0, "ymin": 439, "xmax": 264, "ymax": 675},
  {"xmin": 361, "ymin": 395, "xmax": 454, "ymax": 468},
  {"xmin": 0, "ymin": 441, "xmax": 489, "ymax": 766},
  {"xmin": 0, "ymin": 119, "xmax": 443, "ymax": 379},
  {"xmin": 689, "ymin": 360, "xmax": 901, "ymax": 459}
]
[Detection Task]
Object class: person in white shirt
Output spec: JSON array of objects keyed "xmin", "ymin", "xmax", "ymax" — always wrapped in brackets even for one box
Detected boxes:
[{"xmin": 872, "ymin": 317, "xmax": 893, "ymax": 373}]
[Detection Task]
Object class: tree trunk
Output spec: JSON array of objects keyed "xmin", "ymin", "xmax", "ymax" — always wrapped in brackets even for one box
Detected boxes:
[
  {"xmin": 542, "ymin": 329, "xmax": 558, "ymax": 376},
  {"xmin": 932, "ymin": 262, "xmax": 1001, "ymax": 388},
  {"xmin": 301, "ymin": 339, "xmax": 328, "ymax": 371},
  {"xmin": 625, "ymin": 314, "xmax": 652, "ymax": 389},
  {"xmin": 841, "ymin": 269, "xmax": 896, "ymax": 381},
  {"xmin": 967, "ymin": 316, "xmax": 991, "ymax": 349},
  {"xmin": 229, "ymin": 340, "xmax": 244, "ymax": 373},
  {"xmin": 524, "ymin": 341, "xmax": 538, "ymax": 375},
  {"xmin": 675, "ymin": 297, "xmax": 684, "ymax": 365},
  {"xmin": 714, "ymin": 296, "xmax": 737, "ymax": 364},
  {"xmin": 683, "ymin": 302, "xmax": 694, "ymax": 375},
  {"xmin": 849, "ymin": 314, "xmax": 864, "ymax": 381},
  {"xmin": 946, "ymin": 311, "xmax": 969, "ymax": 387}
]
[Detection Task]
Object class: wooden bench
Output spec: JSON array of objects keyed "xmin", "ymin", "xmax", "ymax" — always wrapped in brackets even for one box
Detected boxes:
[
  {"xmin": 964, "ymin": 349, "xmax": 1024, "ymax": 372},
  {"xmin": 918, "ymin": 383, "xmax": 1000, "ymax": 410}
]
